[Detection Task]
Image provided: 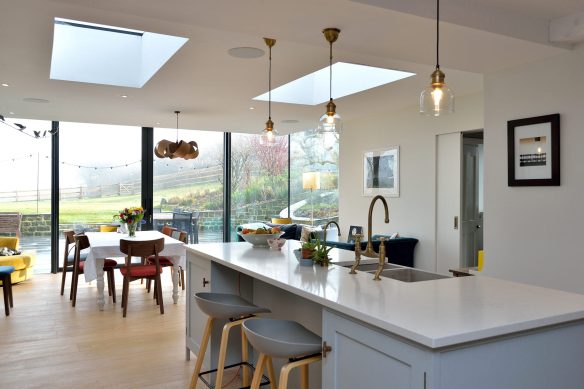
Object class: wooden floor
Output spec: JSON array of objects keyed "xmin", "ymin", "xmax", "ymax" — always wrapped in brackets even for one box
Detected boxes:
[{"xmin": 0, "ymin": 272, "xmax": 200, "ymax": 388}]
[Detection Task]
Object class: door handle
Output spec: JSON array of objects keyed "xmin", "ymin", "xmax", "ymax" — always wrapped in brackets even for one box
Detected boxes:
[
  {"xmin": 476, "ymin": 224, "xmax": 481, "ymax": 229},
  {"xmin": 454, "ymin": 216, "xmax": 459, "ymax": 230},
  {"xmin": 203, "ymin": 277, "xmax": 209, "ymax": 287},
  {"xmin": 322, "ymin": 341, "xmax": 332, "ymax": 358}
]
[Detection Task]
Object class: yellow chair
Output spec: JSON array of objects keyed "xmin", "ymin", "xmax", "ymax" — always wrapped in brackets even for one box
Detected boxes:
[
  {"xmin": 99, "ymin": 225, "xmax": 118, "ymax": 232},
  {"xmin": 271, "ymin": 217, "xmax": 292, "ymax": 224},
  {"xmin": 0, "ymin": 237, "xmax": 36, "ymax": 284}
]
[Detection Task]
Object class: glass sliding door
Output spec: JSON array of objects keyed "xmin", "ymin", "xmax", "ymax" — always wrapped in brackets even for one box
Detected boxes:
[
  {"xmin": 58, "ymin": 122, "xmax": 141, "ymax": 237},
  {"xmin": 0, "ymin": 118, "xmax": 53, "ymax": 273},
  {"xmin": 290, "ymin": 131, "xmax": 339, "ymax": 227},
  {"xmin": 230, "ymin": 133, "xmax": 289, "ymax": 240},
  {"xmin": 153, "ymin": 128, "xmax": 224, "ymax": 243}
]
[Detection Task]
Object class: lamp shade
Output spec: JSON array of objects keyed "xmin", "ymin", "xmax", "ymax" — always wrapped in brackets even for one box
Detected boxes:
[{"xmin": 302, "ymin": 172, "xmax": 321, "ymax": 190}]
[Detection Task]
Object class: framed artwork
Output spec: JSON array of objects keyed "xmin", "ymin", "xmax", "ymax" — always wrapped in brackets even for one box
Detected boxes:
[
  {"xmin": 507, "ymin": 114, "xmax": 560, "ymax": 186},
  {"xmin": 363, "ymin": 146, "xmax": 399, "ymax": 197},
  {"xmin": 347, "ymin": 225, "xmax": 363, "ymax": 243}
]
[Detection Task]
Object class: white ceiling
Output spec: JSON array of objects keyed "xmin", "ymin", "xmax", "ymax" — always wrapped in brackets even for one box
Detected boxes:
[{"xmin": 0, "ymin": 0, "xmax": 580, "ymax": 134}]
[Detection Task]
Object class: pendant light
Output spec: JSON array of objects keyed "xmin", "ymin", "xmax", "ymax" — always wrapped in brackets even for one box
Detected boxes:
[
  {"xmin": 420, "ymin": 0, "xmax": 454, "ymax": 116},
  {"xmin": 318, "ymin": 28, "xmax": 342, "ymax": 134},
  {"xmin": 154, "ymin": 111, "xmax": 199, "ymax": 160},
  {"xmin": 260, "ymin": 37, "xmax": 278, "ymax": 146}
]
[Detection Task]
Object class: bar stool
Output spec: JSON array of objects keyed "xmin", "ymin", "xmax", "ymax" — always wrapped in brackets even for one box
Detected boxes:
[
  {"xmin": 0, "ymin": 266, "xmax": 15, "ymax": 316},
  {"xmin": 189, "ymin": 292, "xmax": 272, "ymax": 389},
  {"xmin": 242, "ymin": 319, "xmax": 322, "ymax": 389}
]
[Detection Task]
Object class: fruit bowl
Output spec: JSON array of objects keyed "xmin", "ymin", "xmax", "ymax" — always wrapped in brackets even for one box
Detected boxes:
[{"xmin": 238, "ymin": 231, "xmax": 285, "ymax": 247}]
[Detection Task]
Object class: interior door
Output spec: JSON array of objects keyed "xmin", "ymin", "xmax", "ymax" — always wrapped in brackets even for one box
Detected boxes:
[
  {"xmin": 436, "ymin": 132, "xmax": 462, "ymax": 275},
  {"xmin": 461, "ymin": 140, "xmax": 483, "ymax": 267}
]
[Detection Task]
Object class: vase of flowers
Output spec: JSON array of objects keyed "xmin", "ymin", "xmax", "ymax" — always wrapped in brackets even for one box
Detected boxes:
[{"xmin": 114, "ymin": 207, "xmax": 144, "ymax": 238}]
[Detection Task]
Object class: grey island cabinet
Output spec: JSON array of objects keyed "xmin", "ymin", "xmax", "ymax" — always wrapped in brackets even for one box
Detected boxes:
[{"xmin": 186, "ymin": 241, "xmax": 584, "ymax": 389}]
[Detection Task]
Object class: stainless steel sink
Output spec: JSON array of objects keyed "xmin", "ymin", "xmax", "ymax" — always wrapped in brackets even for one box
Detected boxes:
[
  {"xmin": 368, "ymin": 268, "xmax": 450, "ymax": 282},
  {"xmin": 341, "ymin": 263, "xmax": 401, "ymax": 272}
]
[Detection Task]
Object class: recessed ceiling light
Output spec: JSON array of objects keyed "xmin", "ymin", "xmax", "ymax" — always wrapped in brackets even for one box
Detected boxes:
[
  {"xmin": 23, "ymin": 97, "xmax": 50, "ymax": 103},
  {"xmin": 8, "ymin": 112, "xmax": 14, "ymax": 115},
  {"xmin": 249, "ymin": 107, "xmax": 255, "ymax": 110},
  {"xmin": 120, "ymin": 94, "xmax": 128, "ymax": 98},
  {"xmin": 281, "ymin": 119, "xmax": 299, "ymax": 124},
  {"xmin": 228, "ymin": 47, "xmax": 265, "ymax": 59},
  {"xmin": 155, "ymin": 122, "xmax": 161, "ymax": 125},
  {"xmin": 1, "ymin": 83, "xmax": 9, "ymax": 87},
  {"xmin": 254, "ymin": 62, "xmax": 415, "ymax": 105}
]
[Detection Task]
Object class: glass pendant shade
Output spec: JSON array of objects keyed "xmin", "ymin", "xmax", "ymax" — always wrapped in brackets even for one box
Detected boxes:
[
  {"xmin": 419, "ymin": 70, "xmax": 454, "ymax": 116},
  {"xmin": 318, "ymin": 112, "xmax": 342, "ymax": 133},
  {"xmin": 260, "ymin": 119, "xmax": 278, "ymax": 146}
]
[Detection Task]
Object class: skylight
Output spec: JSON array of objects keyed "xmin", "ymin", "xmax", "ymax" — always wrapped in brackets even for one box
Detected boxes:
[
  {"xmin": 253, "ymin": 62, "xmax": 415, "ymax": 105},
  {"xmin": 50, "ymin": 18, "xmax": 188, "ymax": 88}
]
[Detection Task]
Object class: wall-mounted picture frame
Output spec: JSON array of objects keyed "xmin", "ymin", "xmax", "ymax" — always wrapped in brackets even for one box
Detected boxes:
[
  {"xmin": 363, "ymin": 146, "xmax": 399, "ymax": 197},
  {"xmin": 507, "ymin": 113, "xmax": 560, "ymax": 186}
]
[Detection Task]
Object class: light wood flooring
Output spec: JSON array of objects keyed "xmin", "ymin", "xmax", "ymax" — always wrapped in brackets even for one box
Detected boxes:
[{"xmin": 0, "ymin": 272, "xmax": 225, "ymax": 388}]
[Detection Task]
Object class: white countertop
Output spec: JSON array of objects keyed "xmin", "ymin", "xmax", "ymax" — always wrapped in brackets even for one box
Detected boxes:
[{"xmin": 186, "ymin": 241, "xmax": 584, "ymax": 349}]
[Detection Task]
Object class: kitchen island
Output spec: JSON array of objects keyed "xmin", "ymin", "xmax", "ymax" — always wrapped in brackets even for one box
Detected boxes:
[{"xmin": 186, "ymin": 241, "xmax": 584, "ymax": 388}]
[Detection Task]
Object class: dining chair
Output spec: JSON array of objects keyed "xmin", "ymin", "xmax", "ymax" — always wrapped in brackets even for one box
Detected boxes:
[
  {"xmin": 60, "ymin": 230, "xmax": 84, "ymax": 296},
  {"xmin": 172, "ymin": 211, "xmax": 195, "ymax": 243},
  {"xmin": 71, "ymin": 235, "xmax": 117, "ymax": 307},
  {"xmin": 161, "ymin": 225, "xmax": 177, "ymax": 236},
  {"xmin": 99, "ymin": 225, "xmax": 118, "ymax": 232},
  {"xmin": 119, "ymin": 238, "xmax": 165, "ymax": 317},
  {"xmin": 145, "ymin": 230, "xmax": 187, "ymax": 292}
]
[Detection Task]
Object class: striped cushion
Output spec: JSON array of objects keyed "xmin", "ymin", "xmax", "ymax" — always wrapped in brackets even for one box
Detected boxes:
[{"xmin": 119, "ymin": 265, "xmax": 162, "ymax": 277}]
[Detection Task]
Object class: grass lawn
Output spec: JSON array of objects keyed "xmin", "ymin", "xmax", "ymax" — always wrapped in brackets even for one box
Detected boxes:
[{"xmin": 0, "ymin": 182, "xmax": 221, "ymax": 224}]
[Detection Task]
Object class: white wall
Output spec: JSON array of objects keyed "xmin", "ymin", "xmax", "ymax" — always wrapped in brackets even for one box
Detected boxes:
[
  {"xmin": 339, "ymin": 93, "xmax": 484, "ymax": 271},
  {"xmin": 482, "ymin": 44, "xmax": 584, "ymax": 294}
]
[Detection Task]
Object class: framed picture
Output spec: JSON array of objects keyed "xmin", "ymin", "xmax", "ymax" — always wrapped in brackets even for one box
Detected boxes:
[
  {"xmin": 507, "ymin": 114, "xmax": 560, "ymax": 186},
  {"xmin": 363, "ymin": 146, "xmax": 399, "ymax": 197},
  {"xmin": 347, "ymin": 225, "xmax": 363, "ymax": 243}
]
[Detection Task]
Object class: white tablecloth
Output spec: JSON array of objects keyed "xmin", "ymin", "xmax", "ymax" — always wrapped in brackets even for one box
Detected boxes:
[{"xmin": 84, "ymin": 231, "xmax": 186, "ymax": 282}]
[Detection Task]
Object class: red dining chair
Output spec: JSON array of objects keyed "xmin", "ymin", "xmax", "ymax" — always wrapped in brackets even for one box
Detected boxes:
[
  {"xmin": 119, "ymin": 238, "xmax": 165, "ymax": 317},
  {"xmin": 145, "ymin": 230, "xmax": 187, "ymax": 292},
  {"xmin": 71, "ymin": 235, "xmax": 117, "ymax": 307}
]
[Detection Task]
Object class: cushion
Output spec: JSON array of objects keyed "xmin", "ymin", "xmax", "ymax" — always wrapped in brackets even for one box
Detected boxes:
[
  {"xmin": 0, "ymin": 237, "xmax": 18, "ymax": 251},
  {"xmin": 300, "ymin": 225, "xmax": 323, "ymax": 242},
  {"xmin": 146, "ymin": 255, "xmax": 173, "ymax": 266},
  {"xmin": 0, "ymin": 247, "xmax": 21, "ymax": 256},
  {"xmin": 0, "ymin": 266, "xmax": 15, "ymax": 275},
  {"xmin": 119, "ymin": 265, "xmax": 163, "ymax": 277},
  {"xmin": 79, "ymin": 258, "xmax": 117, "ymax": 270}
]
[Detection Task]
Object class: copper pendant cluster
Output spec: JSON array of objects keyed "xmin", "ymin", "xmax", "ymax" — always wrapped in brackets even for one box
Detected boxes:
[{"xmin": 154, "ymin": 111, "xmax": 199, "ymax": 160}]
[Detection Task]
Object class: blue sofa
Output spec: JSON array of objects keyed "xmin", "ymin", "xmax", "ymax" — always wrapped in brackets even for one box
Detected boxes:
[{"xmin": 236, "ymin": 223, "xmax": 418, "ymax": 268}]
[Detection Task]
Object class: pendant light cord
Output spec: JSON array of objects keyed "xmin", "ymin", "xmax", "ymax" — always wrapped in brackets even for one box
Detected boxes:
[
  {"xmin": 329, "ymin": 40, "xmax": 333, "ymax": 101},
  {"xmin": 436, "ymin": 0, "xmax": 440, "ymax": 69},
  {"xmin": 175, "ymin": 111, "xmax": 179, "ymax": 143},
  {"xmin": 268, "ymin": 44, "xmax": 272, "ymax": 120}
]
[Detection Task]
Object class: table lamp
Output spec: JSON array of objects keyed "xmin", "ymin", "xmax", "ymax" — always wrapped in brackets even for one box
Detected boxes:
[{"xmin": 302, "ymin": 172, "xmax": 321, "ymax": 225}]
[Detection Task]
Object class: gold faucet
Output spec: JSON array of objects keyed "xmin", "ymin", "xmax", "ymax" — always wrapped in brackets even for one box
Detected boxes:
[
  {"xmin": 363, "ymin": 195, "xmax": 390, "ymax": 258},
  {"xmin": 349, "ymin": 233, "xmax": 363, "ymax": 274},
  {"xmin": 373, "ymin": 237, "xmax": 386, "ymax": 281},
  {"xmin": 323, "ymin": 221, "xmax": 341, "ymax": 242}
]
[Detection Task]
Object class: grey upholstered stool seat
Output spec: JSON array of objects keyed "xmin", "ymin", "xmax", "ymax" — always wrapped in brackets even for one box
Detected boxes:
[
  {"xmin": 195, "ymin": 292, "xmax": 270, "ymax": 319},
  {"xmin": 243, "ymin": 319, "xmax": 321, "ymax": 358},
  {"xmin": 189, "ymin": 293, "xmax": 272, "ymax": 389},
  {"xmin": 243, "ymin": 318, "xmax": 323, "ymax": 389}
]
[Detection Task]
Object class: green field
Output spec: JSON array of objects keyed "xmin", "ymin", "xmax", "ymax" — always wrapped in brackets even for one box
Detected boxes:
[{"xmin": 0, "ymin": 183, "xmax": 221, "ymax": 224}]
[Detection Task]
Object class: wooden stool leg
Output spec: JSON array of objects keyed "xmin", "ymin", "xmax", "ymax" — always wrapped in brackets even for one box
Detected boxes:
[
  {"xmin": 189, "ymin": 317, "xmax": 214, "ymax": 389},
  {"xmin": 266, "ymin": 356, "xmax": 277, "ymax": 389},
  {"xmin": 8, "ymin": 278, "xmax": 13, "ymax": 308},
  {"xmin": 214, "ymin": 320, "xmax": 242, "ymax": 389},
  {"xmin": 300, "ymin": 364, "xmax": 309, "ymax": 389},
  {"xmin": 241, "ymin": 323, "xmax": 251, "ymax": 387},
  {"xmin": 278, "ymin": 355, "xmax": 322, "ymax": 389},
  {"xmin": 250, "ymin": 353, "xmax": 267, "ymax": 389}
]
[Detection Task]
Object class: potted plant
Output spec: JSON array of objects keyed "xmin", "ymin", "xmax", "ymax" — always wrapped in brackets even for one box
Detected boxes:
[
  {"xmin": 301, "ymin": 241, "xmax": 317, "ymax": 259},
  {"xmin": 312, "ymin": 240, "xmax": 333, "ymax": 266}
]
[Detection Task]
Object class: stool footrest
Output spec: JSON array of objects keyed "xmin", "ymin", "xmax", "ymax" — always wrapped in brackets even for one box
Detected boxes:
[{"xmin": 198, "ymin": 361, "xmax": 270, "ymax": 389}]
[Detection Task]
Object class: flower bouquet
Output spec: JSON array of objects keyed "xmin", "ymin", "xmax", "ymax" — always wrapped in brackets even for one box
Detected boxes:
[{"xmin": 114, "ymin": 206, "xmax": 144, "ymax": 237}]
